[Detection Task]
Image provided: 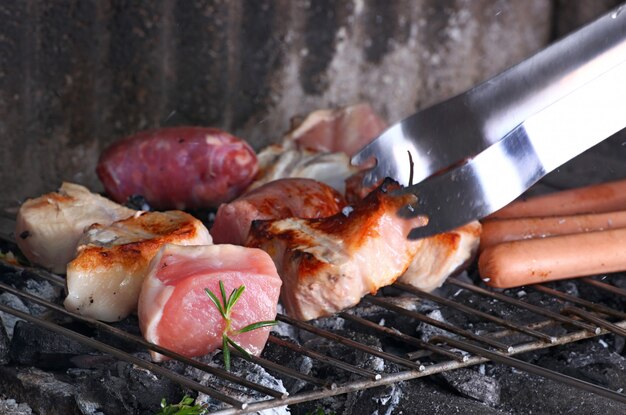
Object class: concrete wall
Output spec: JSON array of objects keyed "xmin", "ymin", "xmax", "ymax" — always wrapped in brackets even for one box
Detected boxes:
[{"xmin": 0, "ymin": 0, "xmax": 622, "ymax": 208}]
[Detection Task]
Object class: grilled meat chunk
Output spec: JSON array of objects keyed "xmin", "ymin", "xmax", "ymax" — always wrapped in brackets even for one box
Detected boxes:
[
  {"xmin": 247, "ymin": 180, "xmax": 426, "ymax": 321},
  {"xmin": 64, "ymin": 210, "xmax": 211, "ymax": 322},
  {"xmin": 400, "ymin": 221, "xmax": 482, "ymax": 292},
  {"xmin": 15, "ymin": 182, "xmax": 135, "ymax": 274},
  {"xmin": 212, "ymin": 178, "xmax": 345, "ymax": 245}
]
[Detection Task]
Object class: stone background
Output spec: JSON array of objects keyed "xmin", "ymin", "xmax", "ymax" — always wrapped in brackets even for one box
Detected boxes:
[{"xmin": 0, "ymin": 0, "xmax": 623, "ymax": 208}]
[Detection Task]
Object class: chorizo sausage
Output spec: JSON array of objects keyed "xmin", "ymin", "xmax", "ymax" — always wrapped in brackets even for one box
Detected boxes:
[{"xmin": 97, "ymin": 127, "xmax": 258, "ymax": 210}]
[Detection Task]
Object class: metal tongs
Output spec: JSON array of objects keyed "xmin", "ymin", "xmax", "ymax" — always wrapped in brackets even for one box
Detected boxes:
[{"xmin": 352, "ymin": 5, "xmax": 626, "ymax": 240}]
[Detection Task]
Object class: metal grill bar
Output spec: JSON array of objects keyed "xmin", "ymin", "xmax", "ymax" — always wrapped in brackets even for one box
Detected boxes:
[
  {"xmin": 268, "ymin": 335, "xmax": 382, "ymax": 380},
  {"xmin": 276, "ymin": 313, "xmax": 423, "ymax": 370},
  {"xmin": 562, "ymin": 306, "xmax": 626, "ymax": 337},
  {"xmin": 0, "ymin": 280, "xmax": 291, "ymax": 399},
  {"xmin": 365, "ymin": 296, "xmax": 513, "ymax": 350},
  {"xmin": 432, "ymin": 335, "xmax": 626, "ymax": 404},
  {"xmin": 395, "ymin": 282, "xmax": 551, "ymax": 343},
  {"xmin": 532, "ymin": 284, "xmax": 626, "ymax": 320},
  {"xmin": 0, "ymin": 302, "xmax": 248, "ymax": 409},
  {"xmin": 338, "ymin": 311, "xmax": 456, "ymax": 364},
  {"xmin": 1, "ymin": 255, "xmax": 626, "ymax": 413},
  {"xmin": 448, "ymin": 277, "xmax": 600, "ymax": 335},
  {"xmin": 582, "ymin": 277, "xmax": 626, "ymax": 297}
]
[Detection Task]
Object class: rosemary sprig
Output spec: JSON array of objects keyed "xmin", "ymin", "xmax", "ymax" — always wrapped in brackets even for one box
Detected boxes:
[
  {"xmin": 156, "ymin": 395, "xmax": 206, "ymax": 415},
  {"xmin": 205, "ymin": 280, "xmax": 277, "ymax": 370}
]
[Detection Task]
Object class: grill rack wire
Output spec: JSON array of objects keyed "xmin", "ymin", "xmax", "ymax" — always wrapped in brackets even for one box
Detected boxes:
[{"xmin": 0, "ymin": 254, "xmax": 625, "ymax": 414}]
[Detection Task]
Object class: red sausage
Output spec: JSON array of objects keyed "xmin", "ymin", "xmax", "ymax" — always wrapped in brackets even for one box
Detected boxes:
[{"xmin": 97, "ymin": 127, "xmax": 258, "ymax": 210}]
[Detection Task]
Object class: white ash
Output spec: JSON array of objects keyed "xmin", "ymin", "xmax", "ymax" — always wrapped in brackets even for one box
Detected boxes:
[
  {"xmin": 186, "ymin": 354, "xmax": 289, "ymax": 415},
  {"xmin": 74, "ymin": 395, "xmax": 105, "ymax": 415},
  {"xmin": 0, "ymin": 398, "xmax": 32, "ymax": 415},
  {"xmin": 0, "ymin": 292, "xmax": 29, "ymax": 337},
  {"xmin": 416, "ymin": 309, "xmax": 449, "ymax": 341},
  {"xmin": 271, "ymin": 304, "xmax": 299, "ymax": 340},
  {"xmin": 341, "ymin": 206, "xmax": 354, "ymax": 216}
]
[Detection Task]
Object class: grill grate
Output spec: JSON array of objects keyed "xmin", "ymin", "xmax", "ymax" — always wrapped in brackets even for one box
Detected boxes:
[{"xmin": 1, "ymin": 255, "xmax": 626, "ymax": 414}]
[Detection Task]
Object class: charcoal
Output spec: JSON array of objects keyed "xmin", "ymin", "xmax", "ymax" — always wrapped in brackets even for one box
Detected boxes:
[
  {"xmin": 439, "ymin": 367, "xmax": 500, "ymax": 406},
  {"xmin": 0, "ymin": 398, "xmax": 32, "ymax": 415},
  {"xmin": 184, "ymin": 352, "xmax": 288, "ymax": 414},
  {"xmin": 9, "ymin": 321, "xmax": 97, "ymax": 369},
  {"xmin": 261, "ymin": 334, "xmax": 314, "ymax": 394},
  {"xmin": 0, "ymin": 319, "xmax": 9, "ymax": 364},
  {"xmin": 92, "ymin": 314, "xmax": 144, "ymax": 353},
  {"xmin": 0, "ymin": 292, "xmax": 29, "ymax": 337},
  {"xmin": 0, "ymin": 366, "xmax": 82, "ymax": 415},
  {"xmin": 74, "ymin": 353, "xmax": 182, "ymax": 415}
]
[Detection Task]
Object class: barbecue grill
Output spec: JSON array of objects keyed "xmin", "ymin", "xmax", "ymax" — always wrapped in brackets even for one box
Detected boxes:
[
  {"xmin": 2, "ymin": 1, "xmax": 626, "ymax": 414},
  {"xmin": 1, "ymin": 210, "xmax": 626, "ymax": 413}
]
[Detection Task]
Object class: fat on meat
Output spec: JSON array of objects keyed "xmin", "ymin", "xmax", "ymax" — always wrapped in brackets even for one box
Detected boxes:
[
  {"xmin": 64, "ymin": 210, "xmax": 211, "ymax": 322},
  {"xmin": 211, "ymin": 178, "xmax": 345, "ymax": 246},
  {"xmin": 283, "ymin": 103, "xmax": 388, "ymax": 156},
  {"xmin": 138, "ymin": 244, "xmax": 281, "ymax": 362},
  {"xmin": 248, "ymin": 144, "xmax": 359, "ymax": 195},
  {"xmin": 15, "ymin": 182, "xmax": 136, "ymax": 274},
  {"xmin": 247, "ymin": 180, "xmax": 427, "ymax": 321},
  {"xmin": 400, "ymin": 221, "xmax": 482, "ymax": 292},
  {"xmin": 97, "ymin": 126, "xmax": 258, "ymax": 210}
]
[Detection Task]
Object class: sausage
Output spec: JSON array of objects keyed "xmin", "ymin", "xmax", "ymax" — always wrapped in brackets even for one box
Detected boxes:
[
  {"xmin": 478, "ymin": 227, "xmax": 626, "ymax": 288},
  {"xmin": 97, "ymin": 127, "xmax": 258, "ymax": 210},
  {"xmin": 479, "ymin": 210, "xmax": 626, "ymax": 251},
  {"xmin": 488, "ymin": 178, "xmax": 626, "ymax": 219}
]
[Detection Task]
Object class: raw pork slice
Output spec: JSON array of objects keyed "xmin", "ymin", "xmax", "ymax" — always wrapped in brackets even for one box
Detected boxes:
[
  {"xmin": 15, "ymin": 182, "xmax": 135, "ymax": 273},
  {"xmin": 399, "ymin": 221, "xmax": 482, "ymax": 292},
  {"xmin": 138, "ymin": 244, "xmax": 281, "ymax": 362},
  {"xmin": 247, "ymin": 180, "xmax": 427, "ymax": 321},
  {"xmin": 64, "ymin": 210, "xmax": 211, "ymax": 322},
  {"xmin": 211, "ymin": 178, "xmax": 345, "ymax": 245},
  {"xmin": 248, "ymin": 145, "xmax": 358, "ymax": 194},
  {"xmin": 283, "ymin": 103, "xmax": 388, "ymax": 156}
]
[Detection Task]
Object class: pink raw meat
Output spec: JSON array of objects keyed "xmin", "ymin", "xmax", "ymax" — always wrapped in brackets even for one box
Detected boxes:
[{"xmin": 138, "ymin": 244, "xmax": 281, "ymax": 362}]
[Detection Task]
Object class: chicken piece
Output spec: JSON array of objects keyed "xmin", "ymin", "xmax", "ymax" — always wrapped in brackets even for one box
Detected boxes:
[
  {"xmin": 211, "ymin": 178, "xmax": 345, "ymax": 245},
  {"xmin": 399, "ymin": 221, "xmax": 482, "ymax": 292},
  {"xmin": 64, "ymin": 210, "xmax": 211, "ymax": 322},
  {"xmin": 15, "ymin": 182, "xmax": 136, "ymax": 274},
  {"xmin": 283, "ymin": 103, "xmax": 388, "ymax": 156},
  {"xmin": 247, "ymin": 180, "xmax": 427, "ymax": 321},
  {"xmin": 139, "ymin": 244, "xmax": 281, "ymax": 362},
  {"xmin": 248, "ymin": 145, "xmax": 359, "ymax": 195}
]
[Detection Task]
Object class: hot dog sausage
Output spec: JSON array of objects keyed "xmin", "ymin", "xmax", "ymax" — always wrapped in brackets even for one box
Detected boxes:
[
  {"xmin": 488, "ymin": 178, "xmax": 626, "ymax": 219},
  {"xmin": 480, "ymin": 210, "xmax": 626, "ymax": 251},
  {"xmin": 97, "ymin": 127, "xmax": 258, "ymax": 210},
  {"xmin": 478, "ymin": 227, "xmax": 626, "ymax": 288}
]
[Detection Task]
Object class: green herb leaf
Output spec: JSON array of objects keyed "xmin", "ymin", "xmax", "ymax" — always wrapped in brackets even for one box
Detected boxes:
[
  {"xmin": 226, "ymin": 336, "xmax": 252, "ymax": 360},
  {"xmin": 236, "ymin": 320, "xmax": 277, "ymax": 334},
  {"xmin": 226, "ymin": 285, "xmax": 246, "ymax": 317},
  {"xmin": 204, "ymin": 288, "xmax": 226, "ymax": 320},
  {"xmin": 222, "ymin": 334, "xmax": 231, "ymax": 371},
  {"xmin": 219, "ymin": 280, "xmax": 228, "ymax": 310},
  {"xmin": 155, "ymin": 395, "xmax": 206, "ymax": 415},
  {"xmin": 205, "ymin": 281, "xmax": 277, "ymax": 371}
]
